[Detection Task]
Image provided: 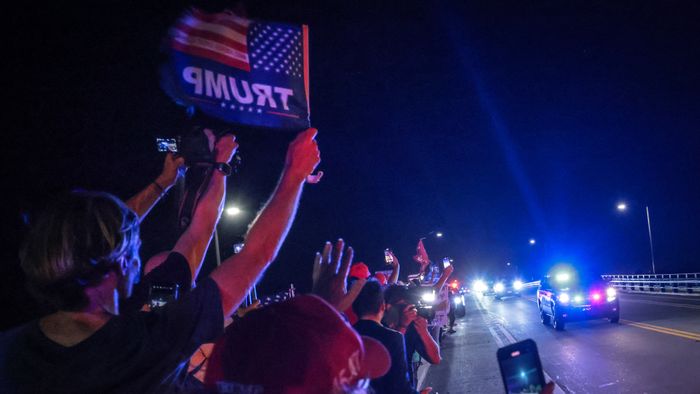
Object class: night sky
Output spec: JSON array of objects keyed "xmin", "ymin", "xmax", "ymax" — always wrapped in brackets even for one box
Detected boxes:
[{"xmin": 4, "ymin": 1, "xmax": 700, "ymax": 327}]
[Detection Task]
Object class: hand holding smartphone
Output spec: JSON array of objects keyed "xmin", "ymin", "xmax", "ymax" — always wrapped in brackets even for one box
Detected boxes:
[
  {"xmin": 384, "ymin": 249, "xmax": 394, "ymax": 265},
  {"xmin": 497, "ymin": 339, "xmax": 546, "ymax": 394}
]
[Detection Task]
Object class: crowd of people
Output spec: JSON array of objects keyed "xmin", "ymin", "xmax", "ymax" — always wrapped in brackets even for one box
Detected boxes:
[
  {"xmin": 0, "ymin": 127, "xmax": 458, "ymax": 394},
  {"xmin": 1, "ymin": 127, "xmax": 555, "ymax": 393}
]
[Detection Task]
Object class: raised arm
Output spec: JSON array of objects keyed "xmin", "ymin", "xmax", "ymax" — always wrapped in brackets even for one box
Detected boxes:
[
  {"xmin": 211, "ymin": 128, "xmax": 320, "ymax": 317},
  {"xmin": 172, "ymin": 133, "xmax": 238, "ymax": 284},
  {"xmin": 413, "ymin": 317, "xmax": 442, "ymax": 364},
  {"xmin": 433, "ymin": 264, "xmax": 454, "ymax": 292},
  {"xmin": 126, "ymin": 153, "xmax": 185, "ymax": 220},
  {"xmin": 388, "ymin": 251, "xmax": 400, "ymax": 285}
]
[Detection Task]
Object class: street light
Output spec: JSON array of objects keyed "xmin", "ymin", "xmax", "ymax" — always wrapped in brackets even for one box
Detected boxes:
[
  {"xmin": 226, "ymin": 206, "xmax": 242, "ymax": 216},
  {"xmin": 216, "ymin": 205, "xmax": 244, "ymax": 266},
  {"xmin": 616, "ymin": 201, "xmax": 656, "ymax": 274},
  {"xmin": 421, "ymin": 230, "xmax": 444, "ymax": 240}
]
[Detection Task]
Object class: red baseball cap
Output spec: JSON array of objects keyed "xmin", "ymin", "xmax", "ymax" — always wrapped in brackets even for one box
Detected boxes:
[
  {"xmin": 349, "ymin": 262, "xmax": 371, "ymax": 280},
  {"xmin": 374, "ymin": 272, "xmax": 388, "ymax": 286},
  {"xmin": 205, "ymin": 295, "xmax": 391, "ymax": 394}
]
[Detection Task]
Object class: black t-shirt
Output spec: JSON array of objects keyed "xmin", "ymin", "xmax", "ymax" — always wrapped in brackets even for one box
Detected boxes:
[
  {"xmin": 353, "ymin": 319, "xmax": 417, "ymax": 394},
  {"xmin": 0, "ymin": 253, "xmax": 224, "ymax": 394},
  {"xmin": 122, "ymin": 252, "xmax": 193, "ymax": 313}
]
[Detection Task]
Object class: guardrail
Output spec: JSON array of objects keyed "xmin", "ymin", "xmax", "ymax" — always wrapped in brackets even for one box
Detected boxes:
[
  {"xmin": 521, "ymin": 280, "xmax": 541, "ymax": 289},
  {"xmin": 602, "ymin": 273, "xmax": 700, "ymax": 296}
]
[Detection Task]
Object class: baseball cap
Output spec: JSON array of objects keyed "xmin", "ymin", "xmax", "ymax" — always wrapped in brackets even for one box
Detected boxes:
[
  {"xmin": 374, "ymin": 272, "xmax": 388, "ymax": 286},
  {"xmin": 349, "ymin": 262, "xmax": 371, "ymax": 280},
  {"xmin": 205, "ymin": 294, "xmax": 391, "ymax": 394}
]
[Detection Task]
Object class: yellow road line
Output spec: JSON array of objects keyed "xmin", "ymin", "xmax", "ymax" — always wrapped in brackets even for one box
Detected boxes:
[{"xmin": 622, "ymin": 319, "xmax": 700, "ymax": 341}]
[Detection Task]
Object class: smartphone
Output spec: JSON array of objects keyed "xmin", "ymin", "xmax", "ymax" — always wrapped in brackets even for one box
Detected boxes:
[
  {"xmin": 497, "ymin": 339, "xmax": 546, "ymax": 394},
  {"xmin": 443, "ymin": 257, "xmax": 451, "ymax": 269},
  {"xmin": 384, "ymin": 249, "xmax": 394, "ymax": 265},
  {"xmin": 148, "ymin": 284, "xmax": 179, "ymax": 309},
  {"xmin": 156, "ymin": 138, "xmax": 178, "ymax": 153}
]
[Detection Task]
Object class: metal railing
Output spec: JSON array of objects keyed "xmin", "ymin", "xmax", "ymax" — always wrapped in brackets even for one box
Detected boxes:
[{"xmin": 601, "ymin": 273, "xmax": 700, "ymax": 296}]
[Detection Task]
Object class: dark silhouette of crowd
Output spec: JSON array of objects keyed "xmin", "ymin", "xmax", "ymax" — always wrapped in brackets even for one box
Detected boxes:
[{"xmin": 0, "ymin": 128, "xmax": 555, "ymax": 393}]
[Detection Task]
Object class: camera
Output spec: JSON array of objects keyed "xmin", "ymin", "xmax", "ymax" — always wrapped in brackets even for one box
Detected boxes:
[
  {"xmin": 155, "ymin": 126, "xmax": 241, "ymax": 171},
  {"xmin": 406, "ymin": 285, "xmax": 437, "ymax": 323}
]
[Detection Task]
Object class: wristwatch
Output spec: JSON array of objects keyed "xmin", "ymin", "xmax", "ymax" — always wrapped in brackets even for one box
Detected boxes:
[{"xmin": 213, "ymin": 162, "xmax": 232, "ymax": 176}]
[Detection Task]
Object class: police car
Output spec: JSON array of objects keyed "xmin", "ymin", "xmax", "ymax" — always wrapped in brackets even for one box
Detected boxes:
[{"xmin": 537, "ymin": 271, "xmax": 620, "ymax": 330}]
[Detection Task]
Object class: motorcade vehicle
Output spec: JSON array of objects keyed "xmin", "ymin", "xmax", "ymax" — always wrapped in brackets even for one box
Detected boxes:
[{"xmin": 537, "ymin": 270, "xmax": 620, "ymax": 330}]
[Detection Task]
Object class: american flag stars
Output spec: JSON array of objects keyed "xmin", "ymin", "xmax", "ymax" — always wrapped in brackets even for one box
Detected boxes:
[
  {"xmin": 220, "ymin": 103, "xmax": 265, "ymax": 115},
  {"xmin": 248, "ymin": 22, "xmax": 304, "ymax": 78}
]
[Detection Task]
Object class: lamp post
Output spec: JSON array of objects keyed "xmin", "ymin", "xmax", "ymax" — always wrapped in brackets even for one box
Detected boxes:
[
  {"xmin": 617, "ymin": 202, "xmax": 656, "ymax": 274},
  {"xmin": 214, "ymin": 204, "xmax": 243, "ymax": 266},
  {"xmin": 421, "ymin": 230, "xmax": 444, "ymax": 240}
]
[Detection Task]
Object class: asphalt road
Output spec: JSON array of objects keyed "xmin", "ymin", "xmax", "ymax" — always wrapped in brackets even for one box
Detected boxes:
[{"xmin": 422, "ymin": 289, "xmax": 700, "ymax": 393}]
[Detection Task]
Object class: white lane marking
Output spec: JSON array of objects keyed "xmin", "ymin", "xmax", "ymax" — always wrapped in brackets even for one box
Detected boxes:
[{"xmin": 475, "ymin": 295, "xmax": 567, "ymax": 393}]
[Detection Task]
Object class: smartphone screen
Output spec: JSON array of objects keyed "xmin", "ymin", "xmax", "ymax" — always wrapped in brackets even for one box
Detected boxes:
[
  {"xmin": 384, "ymin": 249, "xmax": 394, "ymax": 265},
  {"xmin": 497, "ymin": 339, "xmax": 546, "ymax": 394},
  {"xmin": 148, "ymin": 284, "xmax": 179, "ymax": 309},
  {"xmin": 156, "ymin": 138, "xmax": 178, "ymax": 153}
]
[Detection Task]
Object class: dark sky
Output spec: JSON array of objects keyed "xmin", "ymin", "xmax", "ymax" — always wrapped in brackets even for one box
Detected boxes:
[{"xmin": 4, "ymin": 0, "xmax": 700, "ymax": 325}]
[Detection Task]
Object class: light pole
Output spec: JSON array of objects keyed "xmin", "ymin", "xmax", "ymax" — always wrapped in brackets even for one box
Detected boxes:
[
  {"xmin": 617, "ymin": 202, "xmax": 656, "ymax": 274},
  {"xmin": 421, "ymin": 230, "xmax": 444, "ymax": 240},
  {"xmin": 214, "ymin": 204, "xmax": 243, "ymax": 266}
]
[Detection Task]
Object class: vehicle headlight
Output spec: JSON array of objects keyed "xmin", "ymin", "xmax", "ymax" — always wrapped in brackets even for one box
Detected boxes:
[
  {"xmin": 494, "ymin": 282, "xmax": 505, "ymax": 293},
  {"xmin": 555, "ymin": 272, "xmax": 570, "ymax": 283},
  {"xmin": 513, "ymin": 280, "xmax": 523, "ymax": 290},
  {"xmin": 422, "ymin": 291, "xmax": 436, "ymax": 303},
  {"xmin": 473, "ymin": 280, "xmax": 487, "ymax": 293},
  {"xmin": 574, "ymin": 295, "xmax": 583, "ymax": 303},
  {"xmin": 455, "ymin": 296, "xmax": 463, "ymax": 305},
  {"xmin": 558, "ymin": 293, "xmax": 570, "ymax": 303},
  {"xmin": 606, "ymin": 287, "xmax": 617, "ymax": 301}
]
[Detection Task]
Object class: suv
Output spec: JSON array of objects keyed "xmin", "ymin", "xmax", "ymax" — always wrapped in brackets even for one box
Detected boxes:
[{"xmin": 537, "ymin": 272, "xmax": 620, "ymax": 330}]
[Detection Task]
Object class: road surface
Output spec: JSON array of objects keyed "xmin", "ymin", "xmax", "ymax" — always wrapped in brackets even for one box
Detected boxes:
[{"xmin": 422, "ymin": 289, "xmax": 700, "ymax": 393}]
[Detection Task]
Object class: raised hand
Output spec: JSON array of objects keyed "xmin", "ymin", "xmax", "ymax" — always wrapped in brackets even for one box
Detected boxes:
[
  {"xmin": 312, "ymin": 239, "xmax": 366, "ymax": 312},
  {"xmin": 284, "ymin": 128, "xmax": 321, "ymax": 183},
  {"xmin": 214, "ymin": 134, "xmax": 239, "ymax": 164},
  {"xmin": 399, "ymin": 303, "xmax": 418, "ymax": 329},
  {"xmin": 156, "ymin": 152, "xmax": 186, "ymax": 188}
]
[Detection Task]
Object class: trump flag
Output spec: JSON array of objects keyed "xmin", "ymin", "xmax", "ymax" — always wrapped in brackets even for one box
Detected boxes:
[{"xmin": 161, "ymin": 8, "xmax": 310, "ymax": 130}]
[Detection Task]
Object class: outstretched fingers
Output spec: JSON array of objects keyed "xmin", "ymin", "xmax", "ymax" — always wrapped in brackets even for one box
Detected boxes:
[
  {"xmin": 331, "ymin": 239, "xmax": 344, "ymax": 274},
  {"xmin": 338, "ymin": 246, "xmax": 354, "ymax": 281}
]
